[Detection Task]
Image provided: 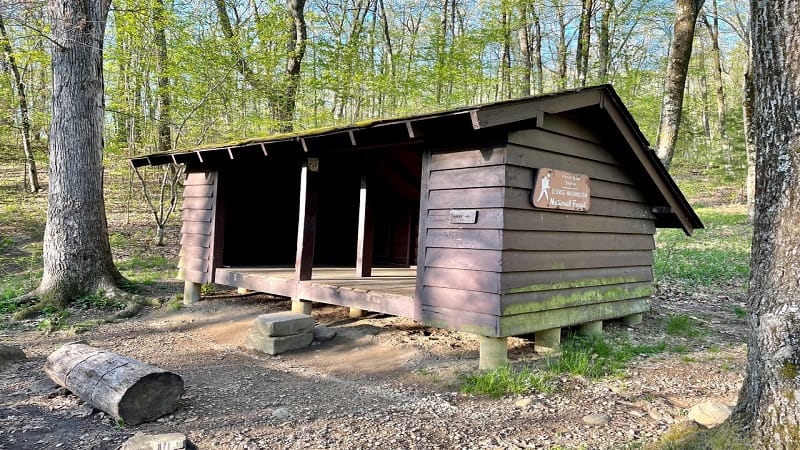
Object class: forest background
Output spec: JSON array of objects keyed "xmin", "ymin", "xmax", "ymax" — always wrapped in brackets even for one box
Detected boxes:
[{"xmin": 0, "ymin": 0, "xmax": 749, "ymax": 203}]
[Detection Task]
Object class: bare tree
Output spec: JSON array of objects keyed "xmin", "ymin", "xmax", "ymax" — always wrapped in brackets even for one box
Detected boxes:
[
  {"xmin": 0, "ymin": 11, "xmax": 40, "ymax": 193},
  {"xmin": 654, "ymin": 0, "xmax": 705, "ymax": 169}
]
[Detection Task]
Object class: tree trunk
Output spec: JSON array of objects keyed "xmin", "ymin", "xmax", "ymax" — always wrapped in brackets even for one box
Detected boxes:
[
  {"xmin": 0, "ymin": 13, "xmax": 40, "ymax": 193},
  {"xmin": 518, "ymin": 3, "xmax": 531, "ymax": 96},
  {"xmin": 45, "ymin": 342, "xmax": 184, "ymax": 425},
  {"xmin": 655, "ymin": 0, "xmax": 705, "ymax": 169},
  {"xmin": 743, "ymin": 69, "xmax": 755, "ymax": 220},
  {"xmin": 702, "ymin": 0, "xmax": 726, "ymax": 140},
  {"xmin": 32, "ymin": 0, "xmax": 124, "ymax": 309},
  {"xmin": 278, "ymin": 0, "xmax": 306, "ymax": 133},
  {"xmin": 575, "ymin": 0, "xmax": 593, "ymax": 87},
  {"xmin": 597, "ymin": 0, "xmax": 613, "ymax": 82},
  {"xmin": 555, "ymin": 0, "xmax": 568, "ymax": 90},
  {"xmin": 531, "ymin": 9, "xmax": 543, "ymax": 94},
  {"xmin": 154, "ymin": 0, "xmax": 171, "ymax": 153},
  {"xmin": 726, "ymin": 0, "xmax": 800, "ymax": 446}
]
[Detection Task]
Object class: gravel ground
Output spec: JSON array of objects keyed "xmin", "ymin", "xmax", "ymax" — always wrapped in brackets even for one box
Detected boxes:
[{"xmin": 0, "ymin": 282, "xmax": 747, "ymax": 450}]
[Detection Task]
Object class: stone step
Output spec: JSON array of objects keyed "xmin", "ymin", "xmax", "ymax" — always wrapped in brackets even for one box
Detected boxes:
[
  {"xmin": 254, "ymin": 312, "xmax": 315, "ymax": 337},
  {"xmin": 245, "ymin": 331, "xmax": 314, "ymax": 355}
]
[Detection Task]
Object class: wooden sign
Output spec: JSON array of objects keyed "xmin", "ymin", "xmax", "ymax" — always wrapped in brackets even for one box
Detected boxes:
[
  {"xmin": 449, "ymin": 209, "xmax": 478, "ymax": 224},
  {"xmin": 531, "ymin": 168, "xmax": 590, "ymax": 212}
]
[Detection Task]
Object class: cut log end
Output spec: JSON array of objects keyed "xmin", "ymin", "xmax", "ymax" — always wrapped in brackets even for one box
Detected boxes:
[{"xmin": 119, "ymin": 372, "xmax": 185, "ymax": 425}]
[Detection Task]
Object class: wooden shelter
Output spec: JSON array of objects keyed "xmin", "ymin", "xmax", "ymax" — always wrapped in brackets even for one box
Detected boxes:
[{"xmin": 131, "ymin": 85, "xmax": 702, "ymax": 368}]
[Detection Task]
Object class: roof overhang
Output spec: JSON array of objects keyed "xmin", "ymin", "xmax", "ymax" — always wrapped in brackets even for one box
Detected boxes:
[{"xmin": 129, "ymin": 84, "xmax": 702, "ymax": 235}]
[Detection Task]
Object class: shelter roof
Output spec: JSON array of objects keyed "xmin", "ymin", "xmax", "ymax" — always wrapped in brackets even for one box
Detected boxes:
[{"xmin": 129, "ymin": 84, "xmax": 702, "ymax": 235}]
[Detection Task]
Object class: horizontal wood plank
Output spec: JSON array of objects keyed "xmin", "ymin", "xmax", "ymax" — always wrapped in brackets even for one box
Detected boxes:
[
  {"xmin": 181, "ymin": 268, "xmax": 210, "ymax": 284},
  {"xmin": 423, "ymin": 267, "xmax": 502, "ymax": 293},
  {"xmin": 501, "ymin": 281, "xmax": 653, "ymax": 315},
  {"xmin": 420, "ymin": 305, "xmax": 499, "ymax": 336},
  {"xmin": 184, "ymin": 172, "xmax": 216, "ymax": 186},
  {"xmin": 502, "ymin": 210, "xmax": 655, "ymax": 234},
  {"xmin": 498, "ymin": 297, "xmax": 650, "ymax": 337},
  {"xmin": 428, "ymin": 165, "xmax": 506, "ymax": 190},
  {"xmin": 427, "ymin": 187, "xmax": 505, "ymax": 209},
  {"xmin": 505, "ymin": 148, "xmax": 635, "ymax": 186},
  {"xmin": 180, "ymin": 233, "xmax": 212, "ymax": 248},
  {"xmin": 177, "ymin": 256, "xmax": 209, "ymax": 273},
  {"xmin": 181, "ymin": 196, "xmax": 214, "ymax": 210},
  {"xmin": 183, "ymin": 184, "xmax": 215, "ymax": 198},
  {"xmin": 422, "ymin": 286, "xmax": 500, "ymax": 315},
  {"xmin": 502, "ymin": 249, "xmax": 654, "ymax": 272},
  {"xmin": 180, "ymin": 221, "xmax": 213, "ymax": 236},
  {"xmin": 536, "ymin": 114, "xmax": 604, "ymax": 144},
  {"xmin": 179, "ymin": 245, "xmax": 210, "ymax": 260},
  {"xmin": 426, "ymin": 208, "xmax": 505, "ymax": 229},
  {"xmin": 181, "ymin": 209, "xmax": 213, "ymax": 222},
  {"xmin": 425, "ymin": 248, "xmax": 502, "ymax": 271},
  {"xmin": 430, "ymin": 147, "xmax": 506, "ymax": 170},
  {"xmin": 501, "ymin": 265, "xmax": 653, "ymax": 294},
  {"xmin": 425, "ymin": 229, "xmax": 655, "ymax": 251},
  {"xmin": 508, "ymin": 129, "xmax": 612, "ymax": 163},
  {"xmin": 297, "ymin": 282, "xmax": 415, "ymax": 318},
  {"xmin": 214, "ymin": 269, "xmax": 296, "ymax": 298}
]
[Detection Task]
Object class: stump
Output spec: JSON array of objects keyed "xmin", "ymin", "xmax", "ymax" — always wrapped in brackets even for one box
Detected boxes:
[{"xmin": 44, "ymin": 342, "xmax": 184, "ymax": 425}]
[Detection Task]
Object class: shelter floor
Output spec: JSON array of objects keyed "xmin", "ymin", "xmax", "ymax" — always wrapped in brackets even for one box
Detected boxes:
[{"xmin": 214, "ymin": 266, "xmax": 417, "ymax": 318}]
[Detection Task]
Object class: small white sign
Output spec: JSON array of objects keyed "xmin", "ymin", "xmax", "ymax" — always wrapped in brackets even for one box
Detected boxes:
[
  {"xmin": 307, "ymin": 158, "xmax": 320, "ymax": 172},
  {"xmin": 449, "ymin": 209, "xmax": 478, "ymax": 224}
]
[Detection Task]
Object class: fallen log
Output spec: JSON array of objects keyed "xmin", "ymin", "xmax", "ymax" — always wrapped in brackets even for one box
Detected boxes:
[{"xmin": 44, "ymin": 342, "xmax": 184, "ymax": 425}]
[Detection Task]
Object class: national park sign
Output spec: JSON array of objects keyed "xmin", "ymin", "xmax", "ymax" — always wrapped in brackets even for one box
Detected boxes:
[{"xmin": 531, "ymin": 168, "xmax": 591, "ymax": 212}]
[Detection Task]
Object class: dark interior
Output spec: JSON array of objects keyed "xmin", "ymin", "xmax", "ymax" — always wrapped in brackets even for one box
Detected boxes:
[
  {"xmin": 220, "ymin": 147, "xmax": 422, "ymax": 269},
  {"xmin": 219, "ymin": 157, "xmax": 302, "ymax": 266}
]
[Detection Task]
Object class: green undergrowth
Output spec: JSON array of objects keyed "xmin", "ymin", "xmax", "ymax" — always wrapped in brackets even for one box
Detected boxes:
[
  {"xmin": 459, "ymin": 334, "xmax": 675, "ymax": 398},
  {"xmin": 665, "ymin": 314, "xmax": 706, "ymax": 338},
  {"xmin": 654, "ymin": 205, "xmax": 751, "ymax": 286}
]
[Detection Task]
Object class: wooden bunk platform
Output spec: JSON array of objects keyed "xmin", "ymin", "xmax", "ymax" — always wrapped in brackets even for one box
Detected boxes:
[{"xmin": 215, "ymin": 267, "xmax": 417, "ymax": 318}]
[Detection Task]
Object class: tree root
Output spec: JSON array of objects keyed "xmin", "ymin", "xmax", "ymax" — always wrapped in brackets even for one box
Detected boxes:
[{"xmin": 11, "ymin": 283, "xmax": 162, "ymax": 326}]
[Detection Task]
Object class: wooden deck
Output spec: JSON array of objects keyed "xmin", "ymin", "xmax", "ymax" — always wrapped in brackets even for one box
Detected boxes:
[{"xmin": 214, "ymin": 266, "xmax": 418, "ymax": 318}]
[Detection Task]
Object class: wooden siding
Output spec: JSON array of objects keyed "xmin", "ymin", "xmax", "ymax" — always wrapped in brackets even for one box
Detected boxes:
[
  {"xmin": 419, "ymin": 127, "xmax": 658, "ymax": 337},
  {"xmin": 178, "ymin": 171, "xmax": 218, "ymax": 284}
]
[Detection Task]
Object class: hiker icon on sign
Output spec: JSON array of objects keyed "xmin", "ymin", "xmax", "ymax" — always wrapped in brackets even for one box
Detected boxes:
[{"xmin": 536, "ymin": 170, "xmax": 552, "ymax": 204}]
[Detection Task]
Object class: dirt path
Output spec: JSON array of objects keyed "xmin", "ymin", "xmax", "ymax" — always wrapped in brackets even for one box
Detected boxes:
[{"xmin": 1, "ymin": 284, "xmax": 747, "ymax": 450}]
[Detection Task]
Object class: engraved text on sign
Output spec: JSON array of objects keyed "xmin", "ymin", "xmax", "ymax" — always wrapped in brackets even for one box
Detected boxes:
[{"xmin": 531, "ymin": 168, "xmax": 590, "ymax": 212}]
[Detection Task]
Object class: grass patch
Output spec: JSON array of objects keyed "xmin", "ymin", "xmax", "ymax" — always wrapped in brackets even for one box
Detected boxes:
[
  {"xmin": 665, "ymin": 314, "xmax": 704, "ymax": 338},
  {"xmin": 74, "ymin": 290, "xmax": 126, "ymax": 311},
  {"xmin": 117, "ymin": 255, "xmax": 176, "ymax": 286},
  {"xmin": 654, "ymin": 206, "xmax": 751, "ymax": 285},
  {"xmin": 459, "ymin": 365, "xmax": 555, "ymax": 398},
  {"xmin": 546, "ymin": 336, "xmax": 667, "ymax": 379},
  {"xmin": 732, "ymin": 306, "xmax": 747, "ymax": 319}
]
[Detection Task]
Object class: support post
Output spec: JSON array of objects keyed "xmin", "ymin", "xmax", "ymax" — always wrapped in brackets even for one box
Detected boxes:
[
  {"xmin": 579, "ymin": 321, "xmax": 603, "ymax": 337},
  {"xmin": 534, "ymin": 328, "xmax": 561, "ymax": 353},
  {"xmin": 293, "ymin": 158, "xmax": 319, "ymax": 315},
  {"xmin": 355, "ymin": 168, "xmax": 374, "ymax": 277},
  {"xmin": 292, "ymin": 301, "xmax": 312, "ymax": 315},
  {"xmin": 622, "ymin": 313, "xmax": 644, "ymax": 325},
  {"xmin": 295, "ymin": 158, "xmax": 319, "ymax": 281},
  {"xmin": 479, "ymin": 336, "xmax": 508, "ymax": 370},
  {"xmin": 183, "ymin": 281, "xmax": 200, "ymax": 305},
  {"xmin": 349, "ymin": 307, "xmax": 367, "ymax": 318}
]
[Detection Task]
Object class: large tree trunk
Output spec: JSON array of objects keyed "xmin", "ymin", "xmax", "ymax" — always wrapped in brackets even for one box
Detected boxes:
[
  {"xmin": 701, "ymin": 0, "xmax": 726, "ymax": 140},
  {"xmin": 555, "ymin": 0, "xmax": 568, "ymax": 90},
  {"xmin": 743, "ymin": 69, "xmax": 755, "ymax": 220},
  {"xmin": 278, "ymin": 0, "xmax": 306, "ymax": 132},
  {"xmin": 597, "ymin": 0, "xmax": 613, "ymax": 82},
  {"xmin": 15, "ymin": 0, "xmax": 127, "ymax": 318},
  {"xmin": 0, "ymin": 13, "xmax": 40, "ymax": 193},
  {"xmin": 654, "ymin": 0, "xmax": 705, "ymax": 169},
  {"xmin": 726, "ymin": 0, "xmax": 800, "ymax": 446},
  {"xmin": 575, "ymin": 0, "xmax": 593, "ymax": 87},
  {"xmin": 154, "ymin": 0, "xmax": 171, "ymax": 153}
]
